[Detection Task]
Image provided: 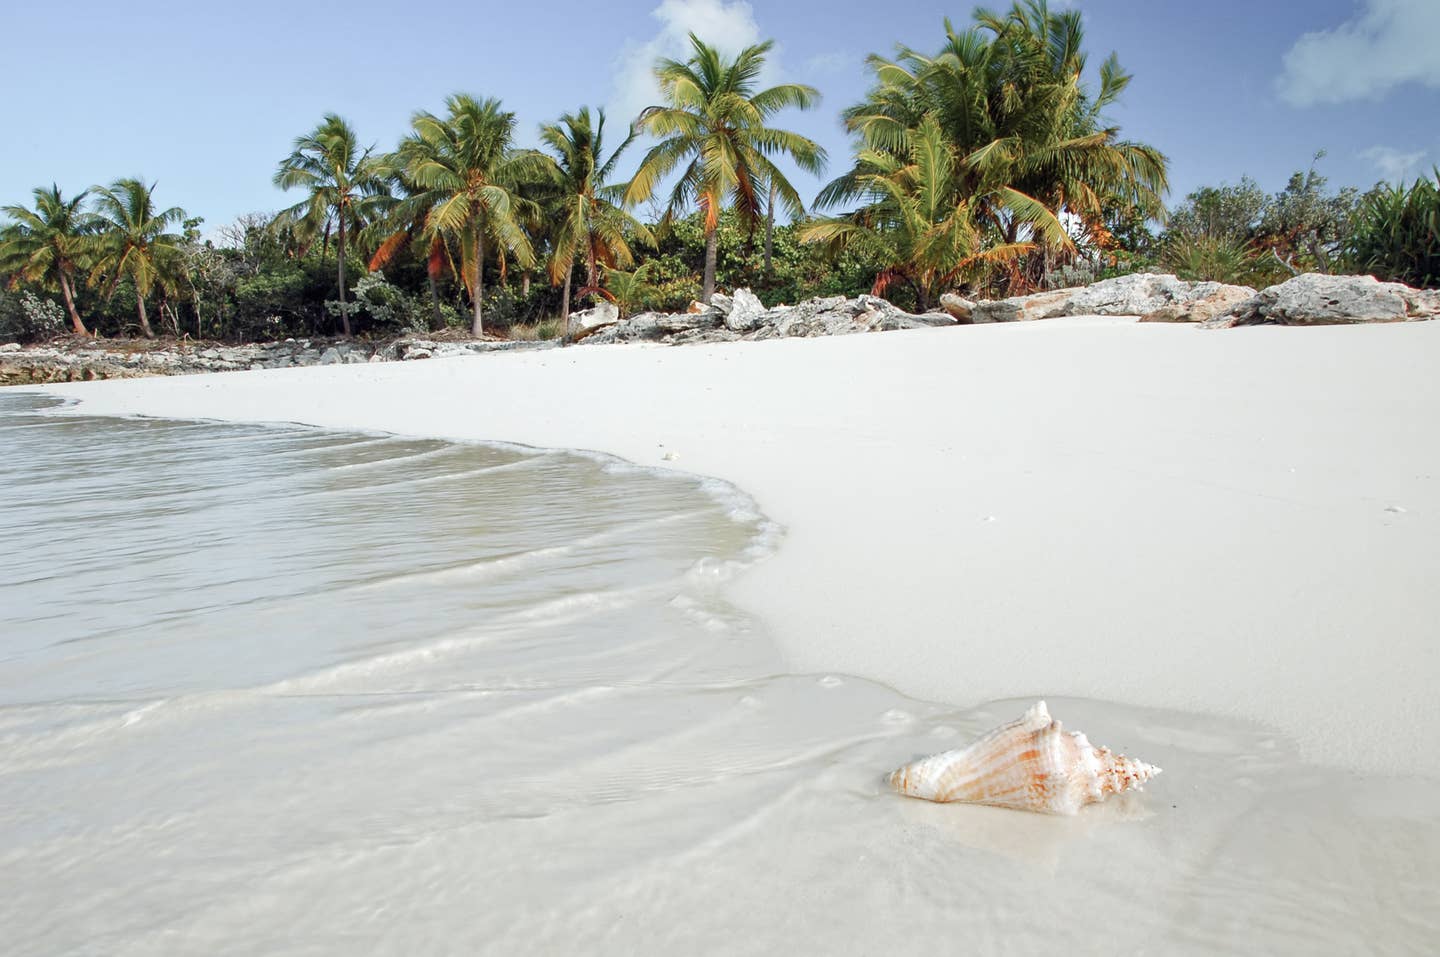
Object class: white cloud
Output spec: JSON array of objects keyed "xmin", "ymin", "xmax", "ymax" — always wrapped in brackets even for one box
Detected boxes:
[
  {"xmin": 606, "ymin": 0, "xmax": 779, "ymax": 128},
  {"xmin": 1360, "ymin": 145, "xmax": 1428, "ymax": 182},
  {"xmin": 1278, "ymin": 0, "xmax": 1440, "ymax": 106}
]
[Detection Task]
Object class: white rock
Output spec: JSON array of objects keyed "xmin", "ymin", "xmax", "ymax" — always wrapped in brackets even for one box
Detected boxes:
[
  {"xmin": 1223, "ymin": 273, "xmax": 1440, "ymax": 326},
  {"xmin": 726, "ymin": 288, "xmax": 767, "ymax": 332},
  {"xmin": 939, "ymin": 293, "xmax": 975, "ymax": 322},
  {"xmin": 1066, "ymin": 273, "xmax": 1256, "ymax": 320},
  {"xmin": 567, "ymin": 300, "xmax": 620, "ymax": 335}
]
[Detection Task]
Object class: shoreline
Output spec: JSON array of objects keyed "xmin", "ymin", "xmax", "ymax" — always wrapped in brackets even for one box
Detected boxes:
[{"xmin": 35, "ymin": 317, "xmax": 1440, "ymax": 777}]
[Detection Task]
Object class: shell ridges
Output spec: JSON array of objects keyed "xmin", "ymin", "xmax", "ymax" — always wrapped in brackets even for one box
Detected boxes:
[{"xmin": 887, "ymin": 701, "xmax": 1161, "ymax": 815}]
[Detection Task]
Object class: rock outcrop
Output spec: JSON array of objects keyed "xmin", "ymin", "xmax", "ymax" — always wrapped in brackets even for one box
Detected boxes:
[
  {"xmin": 968, "ymin": 273, "xmax": 1258, "ymax": 324},
  {"xmin": 970, "ymin": 287, "xmax": 1078, "ymax": 323},
  {"xmin": 566, "ymin": 301, "xmax": 619, "ymax": 338},
  {"xmin": 1206, "ymin": 273, "xmax": 1440, "ymax": 327},
  {"xmin": 1067, "ymin": 273, "xmax": 1257, "ymax": 322},
  {"xmin": 580, "ymin": 289, "xmax": 956, "ymax": 346},
  {"xmin": 724, "ymin": 287, "xmax": 768, "ymax": 332},
  {"xmin": 939, "ymin": 293, "xmax": 976, "ymax": 323},
  {"xmin": 0, "ymin": 336, "xmax": 555, "ymax": 386}
]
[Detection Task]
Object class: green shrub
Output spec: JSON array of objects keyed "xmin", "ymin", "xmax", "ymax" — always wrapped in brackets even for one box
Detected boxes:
[
  {"xmin": 328, "ymin": 271, "xmax": 434, "ymax": 335},
  {"xmin": 0, "ymin": 288, "xmax": 67, "ymax": 342},
  {"xmin": 1159, "ymin": 232, "xmax": 1288, "ymax": 287},
  {"xmin": 507, "ymin": 319, "xmax": 562, "ymax": 341},
  {"xmin": 1346, "ymin": 170, "xmax": 1440, "ymax": 288}
]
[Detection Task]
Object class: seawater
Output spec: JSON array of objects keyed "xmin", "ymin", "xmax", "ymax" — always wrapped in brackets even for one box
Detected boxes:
[{"xmin": 2, "ymin": 391, "xmax": 1436, "ymax": 955}]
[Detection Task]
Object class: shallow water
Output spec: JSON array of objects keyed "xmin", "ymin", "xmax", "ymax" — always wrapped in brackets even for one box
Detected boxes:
[{"xmin": 2, "ymin": 392, "xmax": 1436, "ymax": 955}]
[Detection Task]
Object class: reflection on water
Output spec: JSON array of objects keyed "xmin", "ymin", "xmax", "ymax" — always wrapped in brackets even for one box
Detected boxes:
[{"xmin": 0, "ymin": 392, "xmax": 1435, "ymax": 956}]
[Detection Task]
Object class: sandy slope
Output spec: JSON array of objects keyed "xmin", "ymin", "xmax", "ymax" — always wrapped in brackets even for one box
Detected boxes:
[{"xmin": 41, "ymin": 317, "xmax": 1440, "ymax": 775}]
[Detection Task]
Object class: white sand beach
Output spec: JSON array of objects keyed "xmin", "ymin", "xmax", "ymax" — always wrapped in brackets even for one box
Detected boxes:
[
  {"xmin": 23, "ymin": 317, "xmax": 1440, "ymax": 952},
  {"xmin": 45, "ymin": 318, "xmax": 1440, "ymax": 774}
]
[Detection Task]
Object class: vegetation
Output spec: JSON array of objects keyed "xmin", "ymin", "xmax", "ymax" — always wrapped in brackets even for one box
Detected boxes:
[
  {"xmin": 589, "ymin": 264, "xmax": 660, "ymax": 319},
  {"xmin": 1158, "ymin": 154, "xmax": 1372, "ymax": 287},
  {"xmin": 273, "ymin": 115, "xmax": 390, "ymax": 337},
  {"xmin": 1346, "ymin": 169, "xmax": 1440, "ymax": 289},
  {"xmin": 0, "ymin": 186, "xmax": 97, "ymax": 335},
  {"xmin": 808, "ymin": 1, "xmax": 1167, "ymax": 301},
  {"xmin": 87, "ymin": 178, "xmax": 192, "ymax": 339},
  {"xmin": 4, "ymin": 2, "xmax": 1435, "ymax": 346},
  {"xmin": 624, "ymin": 34, "xmax": 826, "ymax": 303},
  {"xmin": 387, "ymin": 95, "xmax": 543, "ymax": 336},
  {"xmin": 538, "ymin": 107, "xmax": 652, "ymax": 331}
]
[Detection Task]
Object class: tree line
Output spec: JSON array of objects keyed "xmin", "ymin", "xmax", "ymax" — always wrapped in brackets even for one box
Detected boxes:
[{"xmin": 3, "ymin": 1, "xmax": 1435, "ymax": 344}]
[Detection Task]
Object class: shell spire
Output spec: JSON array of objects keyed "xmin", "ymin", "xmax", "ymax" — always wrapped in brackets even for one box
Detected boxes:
[{"xmin": 887, "ymin": 701, "xmax": 1161, "ymax": 815}]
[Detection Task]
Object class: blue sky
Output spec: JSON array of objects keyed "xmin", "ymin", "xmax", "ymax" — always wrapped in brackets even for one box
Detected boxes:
[{"xmin": 6, "ymin": 0, "xmax": 1438, "ymax": 234}]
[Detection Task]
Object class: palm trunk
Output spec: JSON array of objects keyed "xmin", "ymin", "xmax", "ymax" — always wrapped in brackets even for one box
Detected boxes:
[
  {"xmin": 336, "ymin": 216, "xmax": 351, "ymax": 337},
  {"xmin": 428, "ymin": 273, "xmax": 442, "ymax": 330},
  {"xmin": 911, "ymin": 279, "xmax": 931, "ymax": 313},
  {"xmin": 521, "ymin": 272, "xmax": 531, "ymax": 298},
  {"xmin": 471, "ymin": 228, "xmax": 485, "ymax": 338},
  {"xmin": 764, "ymin": 182, "xmax": 776, "ymax": 274},
  {"xmin": 702, "ymin": 226, "xmax": 718, "ymax": 304},
  {"xmin": 560, "ymin": 267, "xmax": 573, "ymax": 346},
  {"xmin": 58, "ymin": 271, "xmax": 88, "ymax": 336},
  {"xmin": 136, "ymin": 292, "xmax": 154, "ymax": 339}
]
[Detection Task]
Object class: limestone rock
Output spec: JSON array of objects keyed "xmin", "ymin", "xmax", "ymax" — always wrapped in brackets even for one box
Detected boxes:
[
  {"xmin": 913, "ymin": 311, "xmax": 961, "ymax": 327},
  {"xmin": 1220, "ymin": 273, "xmax": 1440, "ymax": 327},
  {"xmin": 726, "ymin": 288, "xmax": 767, "ymax": 331},
  {"xmin": 972, "ymin": 288, "xmax": 1078, "ymax": 323},
  {"xmin": 1065, "ymin": 273, "xmax": 1256, "ymax": 319},
  {"xmin": 969, "ymin": 274, "xmax": 1259, "ymax": 324},
  {"xmin": 578, "ymin": 288, "xmax": 962, "ymax": 345},
  {"xmin": 0, "ymin": 292, "xmax": 943, "ymax": 363},
  {"xmin": 567, "ymin": 300, "xmax": 619, "ymax": 335},
  {"xmin": 579, "ymin": 326, "xmax": 620, "ymax": 345},
  {"xmin": 1138, "ymin": 284, "xmax": 1257, "ymax": 323},
  {"xmin": 872, "ymin": 313, "xmax": 931, "ymax": 332},
  {"xmin": 939, "ymin": 293, "xmax": 976, "ymax": 323}
]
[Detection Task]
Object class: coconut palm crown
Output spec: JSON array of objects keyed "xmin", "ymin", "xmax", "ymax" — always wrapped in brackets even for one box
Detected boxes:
[
  {"xmin": 87, "ymin": 178, "xmax": 188, "ymax": 339},
  {"xmin": 624, "ymin": 34, "xmax": 827, "ymax": 303},
  {"xmin": 391, "ymin": 94, "xmax": 545, "ymax": 336},
  {"xmin": 815, "ymin": 1, "xmax": 1168, "ymax": 295},
  {"xmin": 0, "ymin": 185, "xmax": 97, "ymax": 335},
  {"xmin": 273, "ymin": 114, "xmax": 390, "ymax": 335},
  {"xmin": 538, "ymin": 107, "xmax": 654, "ymax": 331}
]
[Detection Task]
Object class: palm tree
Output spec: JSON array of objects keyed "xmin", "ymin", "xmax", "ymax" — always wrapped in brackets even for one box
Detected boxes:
[
  {"xmin": 392, "ymin": 94, "xmax": 542, "ymax": 337},
  {"xmin": 0, "ymin": 185, "xmax": 96, "ymax": 335},
  {"xmin": 624, "ymin": 34, "xmax": 827, "ymax": 303},
  {"xmin": 588, "ymin": 263, "xmax": 660, "ymax": 319},
  {"xmin": 368, "ymin": 157, "xmax": 454, "ymax": 331},
  {"xmin": 538, "ymin": 107, "xmax": 654, "ymax": 336},
  {"xmin": 87, "ymin": 178, "xmax": 187, "ymax": 339},
  {"xmin": 803, "ymin": 115, "xmax": 1063, "ymax": 309},
  {"xmin": 820, "ymin": 1, "xmax": 1167, "ymax": 293},
  {"xmin": 273, "ymin": 114, "xmax": 390, "ymax": 336}
]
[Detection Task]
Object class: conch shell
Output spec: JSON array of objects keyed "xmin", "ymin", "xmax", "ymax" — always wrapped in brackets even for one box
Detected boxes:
[{"xmin": 887, "ymin": 701, "xmax": 1160, "ymax": 815}]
